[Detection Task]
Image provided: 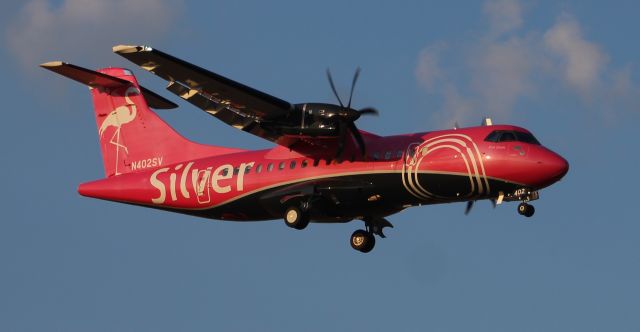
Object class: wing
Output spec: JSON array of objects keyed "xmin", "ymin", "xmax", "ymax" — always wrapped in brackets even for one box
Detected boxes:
[{"xmin": 113, "ymin": 45, "xmax": 370, "ymax": 158}]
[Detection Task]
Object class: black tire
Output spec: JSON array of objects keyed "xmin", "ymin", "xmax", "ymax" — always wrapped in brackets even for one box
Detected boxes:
[
  {"xmin": 284, "ymin": 206, "xmax": 309, "ymax": 230},
  {"xmin": 350, "ymin": 229, "xmax": 375, "ymax": 253},
  {"xmin": 524, "ymin": 204, "xmax": 535, "ymax": 217}
]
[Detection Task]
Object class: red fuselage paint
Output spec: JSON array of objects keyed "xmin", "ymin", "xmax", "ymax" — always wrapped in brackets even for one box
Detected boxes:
[{"xmin": 78, "ymin": 124, "xmax": 568, "ymax": 220}]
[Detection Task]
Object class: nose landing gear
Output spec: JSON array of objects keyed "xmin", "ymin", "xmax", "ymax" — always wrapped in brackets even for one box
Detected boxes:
[
  {"xmin": 517, "ymin": 202, "xmax": 535, "ymax": 217},
  {"xmin": 503, "ymin": 188, "xmax": 538, "ymax": 218}
]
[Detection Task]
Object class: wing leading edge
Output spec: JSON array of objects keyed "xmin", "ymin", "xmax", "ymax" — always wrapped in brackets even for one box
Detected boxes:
[{"xmin": 113, "ymin": 45, "xmax": 374, "ymax": 158}]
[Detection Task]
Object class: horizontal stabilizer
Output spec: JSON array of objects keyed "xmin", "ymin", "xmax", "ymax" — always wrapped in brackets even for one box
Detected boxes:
[{"xmin": 40, "ymin": 61, "xmax": 177, "ymax": 110}]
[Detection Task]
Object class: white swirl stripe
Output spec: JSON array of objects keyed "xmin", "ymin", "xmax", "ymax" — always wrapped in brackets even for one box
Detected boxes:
[{"xmin": 401, "ymin": 134, "xmax": 490, "ymax": 200}]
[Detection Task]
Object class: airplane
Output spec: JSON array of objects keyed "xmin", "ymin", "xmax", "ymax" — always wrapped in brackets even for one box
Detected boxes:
[{"xmin": 40, "ymin": 45, "xmax": 569, "ymax": 253}]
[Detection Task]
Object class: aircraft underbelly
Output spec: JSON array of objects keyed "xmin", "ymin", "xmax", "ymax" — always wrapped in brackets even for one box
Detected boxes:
[{"xmin": 180, "ymin": 172, "xmax": 521, "ymax": 222}]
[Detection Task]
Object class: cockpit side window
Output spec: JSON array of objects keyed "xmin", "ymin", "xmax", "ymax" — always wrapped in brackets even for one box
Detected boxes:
[
  {"xmin": 514, "ymin": 131, "xmax": 541, "ymax": 145},
  {"xmin": 500, "ymin": 132, "xmax": 516, "ymax": 142},
  {"xmin": 485, "ymin": 131, "xmax": 501, "ymax": 142}
]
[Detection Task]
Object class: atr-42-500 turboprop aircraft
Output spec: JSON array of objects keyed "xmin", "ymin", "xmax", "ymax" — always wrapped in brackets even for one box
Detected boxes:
[{"xmin": 41, "ymin": 45, "xmax": 568, "ymax": 253}]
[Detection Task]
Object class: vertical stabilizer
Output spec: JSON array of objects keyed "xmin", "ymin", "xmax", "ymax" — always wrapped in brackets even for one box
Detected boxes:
[{"xmin": 41, "ymin": 62, "xmax": 244, "ymax": 177}]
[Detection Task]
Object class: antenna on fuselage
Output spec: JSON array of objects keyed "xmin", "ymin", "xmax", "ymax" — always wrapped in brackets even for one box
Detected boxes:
[{"xmin": 481, "ymin": 117, "xmax": 493, "ymax": 126}]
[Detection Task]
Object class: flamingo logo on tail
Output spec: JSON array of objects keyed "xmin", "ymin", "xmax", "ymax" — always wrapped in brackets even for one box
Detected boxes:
[{"xmin": 99, "ymin": 86, "xmax": 139, "ymax": 175}]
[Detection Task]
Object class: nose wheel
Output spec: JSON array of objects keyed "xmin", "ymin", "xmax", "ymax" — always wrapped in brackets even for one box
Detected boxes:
[{"xmin": 517, "ymin": 202, "xmax": 535, "ymax": 217}]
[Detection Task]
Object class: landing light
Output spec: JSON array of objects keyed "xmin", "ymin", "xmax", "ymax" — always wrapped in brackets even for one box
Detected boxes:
[{"xmin": 368, "ymin": 194, "xmax": 382, "ymax": 202}]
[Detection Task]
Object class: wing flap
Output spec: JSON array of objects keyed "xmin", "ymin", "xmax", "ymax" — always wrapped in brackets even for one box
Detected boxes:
[{"xmin": 165, "ymin": 80, "xmax": 284, "ymax": 141}]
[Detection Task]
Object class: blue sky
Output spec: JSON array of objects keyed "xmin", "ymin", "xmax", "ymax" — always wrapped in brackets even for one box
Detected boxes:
[{"xmin": 1, "ymin": 1, "xmax": 639, "ymax": 331}]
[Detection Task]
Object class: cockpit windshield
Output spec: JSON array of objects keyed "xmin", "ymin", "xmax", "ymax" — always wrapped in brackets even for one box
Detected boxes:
[{"xmin": 485, "ymin": 130, "xmax": 541, "ymax": 145}]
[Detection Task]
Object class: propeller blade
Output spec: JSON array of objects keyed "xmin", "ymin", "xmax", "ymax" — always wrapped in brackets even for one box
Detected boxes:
[
  {"xmin": 358, "ymin": 107, "xmax": 379, "ymax": 116},
  {"xmin": 348, "ymin": 122, "xmax": 366, "ymax": 156},
  {"xmin": 347, "ymin": 67, "xmax": 361, "ymax": 109},
  {"xmin": 325, "ymin": 68, "xmax": 376, "ymax": 159},
  {"xmin": 326, "ymin": 69, "xmax": 343, "ymax": 107},
  {"xmin": 464, "ymin": 201, "xmax": 474, "ymax": 215}
]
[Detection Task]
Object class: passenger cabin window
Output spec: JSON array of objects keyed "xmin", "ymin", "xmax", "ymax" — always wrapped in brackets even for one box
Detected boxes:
[
  {"xmin": 267, "ymin": 163, "xmax": 274, "ymax": 172},
  {"xmin": 373, "ymin": 152, "xmax": 380, "ymax": 161},
  {"xmin": 313, "ymin": 159, "xmax": 320, "ymax": 167},
  {"xmin": 290, "ymin": 161, "xmax": 296, "ymax": 169},
  {"xmin": 301, "ymin": 160, "xmax": 308, "ymax": 168},
  {"xmin": 485, "ymin": 130, "xmax": 540, "ymax": 145},
  {"xmin": 396, "ymin": 150, "xmax": 403, "ymax": 159},
  {"xmin": 279, "ymin": 161, "xmax": 285, "ymax": 170},
  {"xmin": 256, "ymin": 164, "xmax": 262, "ymax": 173},
  {"xmin": 244, "ymin": 164, "xmax": 251, "ymax": 174},
  {"xmin": 384, "ymin": 151, "xmax": 392, "ymax": 160}
]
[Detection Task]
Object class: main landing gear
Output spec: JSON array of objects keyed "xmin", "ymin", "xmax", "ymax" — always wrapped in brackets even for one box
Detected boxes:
[
  {"xmin": 282, "ymin": 201, "xmax": 393, "ymax": 253},
  {"xmin": 283, "ymin": 205, "xmax": 310, "ymax": 230},
  {"xmin": 350, "ymin": 216, "xmax": 394, "ymax": 253},
  {"xmin": 351, "ymin": 229, "xmax": 375, "ymax": 253}
]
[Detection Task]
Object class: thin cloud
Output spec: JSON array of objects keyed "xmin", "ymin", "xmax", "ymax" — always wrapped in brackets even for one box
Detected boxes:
[
  {"xmin": 416, "ymin": 0, "xmax": 638, "ymax": 126},
  {"xmin": 415, "ymin": 44, "xmax": 480, "ymax": 127},
  {"xmin": 544, "ymin": 14, "xmax": 608, "ymax": 96},
  {"xmin": 417, "ymin": 0, "xmax": 535, "ymax": 126},
  {"xmin": 5, "ymin": 0, "xmax": 183, "ymax": 73},
  {"xmin": 484, "ymin": 0, "xmax": 523, "ymax": 37},
  {"xmin": 415, "ymin": 43, "xmax": 447, "ymax": 91},
  {"xmin": 470, "ymin": 36, "xmax": 535, "ymax": 118},
  {"xmin": 441, "ymin": 84, "xmax": 474, "ymax": 127}
]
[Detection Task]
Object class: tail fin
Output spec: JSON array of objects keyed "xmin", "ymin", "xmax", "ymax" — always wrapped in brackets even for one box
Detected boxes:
[{"xmin": 41, "ymin": 62, "xmax": 244, "ymax": 177}]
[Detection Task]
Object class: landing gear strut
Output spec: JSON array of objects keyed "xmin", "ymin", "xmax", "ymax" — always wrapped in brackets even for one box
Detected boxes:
[
  {"xmin": 517, "ymin": 202, "xmax": 535, "ymax": 217},
  {"xmin": 350, "ymin": 216, "xmax": 394, "ymax": 253}
]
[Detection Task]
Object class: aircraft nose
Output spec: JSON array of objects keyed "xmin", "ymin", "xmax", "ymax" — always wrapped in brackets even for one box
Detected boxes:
[{"xmin": 543, "ymin": 151, "xmax": 569, "ymax": 183}]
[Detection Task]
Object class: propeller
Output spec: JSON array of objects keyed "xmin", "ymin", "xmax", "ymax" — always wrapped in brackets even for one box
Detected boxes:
[
  {"xmin": 464, "ymin": 201, "xmax": 474, "ymax": 215},
  {"xmin": 464, "ymin": 199, "xmax": 498, "ymax": 215},
  {"xmin": 326, "ymin": 68, "xmax": 378, "ymax": 158}
]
